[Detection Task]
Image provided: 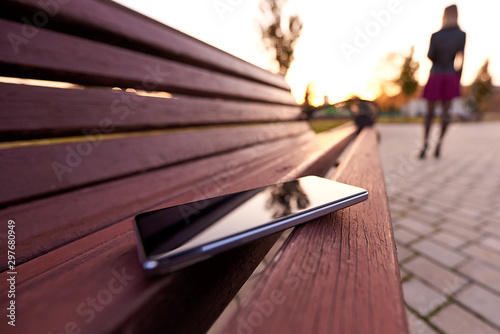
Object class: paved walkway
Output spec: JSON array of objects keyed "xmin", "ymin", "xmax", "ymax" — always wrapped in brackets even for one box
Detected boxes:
[{"xmin": 378, "ymin": 121, "xmax": 500, "ymax": 334}]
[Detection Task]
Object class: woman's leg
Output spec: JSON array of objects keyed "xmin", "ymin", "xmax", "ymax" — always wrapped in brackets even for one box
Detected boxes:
[
  {"xmin": 420, "ymin": 100, "xmax": 435, "ymax": 159},
  {"xmin": 435, "ymin": 99, "xmax": 451, "ymax": 157}
]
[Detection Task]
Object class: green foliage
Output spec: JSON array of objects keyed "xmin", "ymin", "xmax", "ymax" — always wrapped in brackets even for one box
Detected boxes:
[
  {"xmin": 259, "ymin": 0, "xmax": 303, "ymax": 75},
  {"xmin": 309, "ymin": 119, "xmax": 351, "ymax": 133},
  {"xmin": 395, "ymin": 46, "xmax": 420, "ymax": 97},
  {"xmin": 466, "ymin": 59, "xmax": 493, "ymax": 112},
  {"xmin": 302, "ymin": 82, "xmax": 315, "ymax": 119},
  {"xmin": 303, "ymin": 82, "xmax": 314, "ymax": 107}
]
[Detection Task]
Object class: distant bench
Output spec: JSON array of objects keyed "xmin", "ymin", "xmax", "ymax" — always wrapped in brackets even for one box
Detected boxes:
[{"xmin": 0, "ymin": 1, "xmax": 408, "ymax": 333}]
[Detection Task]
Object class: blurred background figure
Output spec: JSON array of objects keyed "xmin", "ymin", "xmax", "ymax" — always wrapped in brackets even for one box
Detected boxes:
[{"xmin": 420, "ymin": 4, "xmax": 466, "ymax": 159}]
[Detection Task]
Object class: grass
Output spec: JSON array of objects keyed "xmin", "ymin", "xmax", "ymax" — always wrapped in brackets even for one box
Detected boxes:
[
  {"xmin": 309, "ymin": 119, "xmax": 351, "ymax": 133},
  {"xmin": 309, "ymin": 116, "xmax": 460, "ymax": 134},
  {"xmin": 378, "ymin": 116, "xmax": 425, "ymax": 123}
]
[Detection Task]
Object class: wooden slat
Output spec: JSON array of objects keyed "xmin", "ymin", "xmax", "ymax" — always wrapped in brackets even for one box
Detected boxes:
[
  {"xmin": 0, "ymin": 0, "xmax": 289, "ymax": 90},
  {"xmin": 1, "ymin": 218, "xmax": 284, "ymax": 334},
  {"xmin": 0, "ymin": 19, "xmax": 296, "ymax": 105},
  {"xmin": 0, "ymin": 125, "xmax": 356, "ymax": 270},
  {"xmin": 0, "ymin": 122, "xmax": 310, "ymax": 206},
  {"xmin": 220, "ymin": 128, "xmax": 408, "ymax": 334},
  {"xmin": 0, "ymin": 83, "xmax": 302, "ymax": 139},
  {"xmin": 0, "ymin": 126, "xmax": 356, "ymax": 334},
  {"xmin": 0, "ymin": 133, "xmax": 313, "ymax": 266}
]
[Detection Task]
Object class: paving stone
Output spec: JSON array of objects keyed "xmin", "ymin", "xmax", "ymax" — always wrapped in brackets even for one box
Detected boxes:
[
  {"xmin": 395, "ymin": 227, "xmax": 420, "ymax": 245},
  {"xmin": 390, "ymin": 211, "xmax": 405, "ymax": 221},
  {"xmin": 430, "ymin": 230, "xmax": 466, "ymax": 249},
  {"xmin": 396, "ymin": 194, "xmax": 427, "ymax": 207},
  {"xmin": 407, "ymin": 195, "xmax": 431, "ymax": 206},
  {"xmin": 434, "ymin": 189, "xmax": 463, "ymax": 201},
  {"xmin": 378, "ymin": 123, "xmax": 500, "ymax": 332},
  {"xmin": 406, "ymin": 310, "xmax": 438, "ymax": 334},
  {"xmin": 431, "ymin": 303, "xmax": 500, "ymax": 334},
  {"xmin": 439, "ymin": 221, "xmax": 482, "ymax": 241},
  {"xmin": 456, "ymin": 284, "xmax": 500, "ymax": 328},
  {"xmin": 405, "ymin": 210, "xmax": 440, "ymax": 225},
  {"xmin": 489, "ymin": 211, "xmax": 500, "ymax": 221},
  {"xmin": 441, "ymin": 211, "xmax": 484, "ymax": 227},
  {"xmin": 402, "ymin": 279, "xmax": 446, "ymax": 316},
  {"xmin": 411, "ymin": 239, "xmax": 466, "ymax": 268},
  {"xmin": 396, "ymin": 244, "xmax": 414, "ymax": 262},
  {"xmin": 462, "ymin": 245, "xmax": 500, "ymax": 270},
  {"xmin": 408, "ymin": 186, "xmax": 431, "ymax": 198},
  {"xmin": 398, "ymin": 217, "xmax": 436, "ymax": 236},
  {"xmin": 400, "ymin": 267, "xmax": 411, "ymax": 282},
  {"xmin": 461, "ymin": 195, "xmax": 495, "ymax": 212},
  {"xmin": 459, "ymin": 260, "xmax": 500, "ymax": 294},
  {"xmin": 416, "ymin": 204, "xmax": 447, "ymax": 219},
  {"xmin": 404, "ymin": 256, "xmax": 467, "ymax": 294},
  {"xmin": 482, "ymin": 236, "xmax": 500, "ymax": 254},
  {"xmin": 482, "ymin": 224, "xmax": 500, "ymax": 238},
  {"xmin": 391, "ymin": 217, "xmax": 402, "ymax": 228},
  {"xmin": 410, "ymin": 205, "xmax": 443, "ymax": 220},
  {"xmin": 455, "ymin": 206, "xmax": 484, "ymax": 219},
  {"xmin": 389, "ymin": 200, "xmax": 409, "ymax": 213}
]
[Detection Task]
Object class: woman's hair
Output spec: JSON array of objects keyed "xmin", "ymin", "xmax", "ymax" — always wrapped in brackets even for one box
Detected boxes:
[{"xmin": 442, "ymin": 4, "xmax": 459, "ymax": 28}]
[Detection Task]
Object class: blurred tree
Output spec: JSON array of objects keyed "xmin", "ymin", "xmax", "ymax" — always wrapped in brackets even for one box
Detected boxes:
[
  {"xmin": 258, "ymin": 0, "xmax": 303, "ymax": 76},
  {"xmin": 371, "ymin": 48, "xmax": 420, "ymax": 112},
  {"xmin": 466, "ymin": 59, "xmax": 493, "ymax": 113},
  {"xmin": 395, "ymin": 46, "xmax": 420, "ymax": 99},
  {"xmin": 302, "ymin": 82, "xmax": 316, "ymax": 119},
  {"xmin": 371, "ymin": 52, "xmax": 403, "ymax": 98}
]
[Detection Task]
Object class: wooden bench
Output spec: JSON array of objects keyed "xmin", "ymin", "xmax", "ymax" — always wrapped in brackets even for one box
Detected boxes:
[{"xmin": 0, "ymin": 1, "xmax": 408, "ymax": 333}]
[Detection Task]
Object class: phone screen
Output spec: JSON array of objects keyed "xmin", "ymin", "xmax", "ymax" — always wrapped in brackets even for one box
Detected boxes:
[{"xmin": 134, "ymin": 176, "xmax": 367, "ymax": 268}]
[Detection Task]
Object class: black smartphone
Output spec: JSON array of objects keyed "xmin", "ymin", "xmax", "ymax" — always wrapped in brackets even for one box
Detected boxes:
[{"xmin": 133, "ymin": 175, "xmax": 368, "ymax": 275}]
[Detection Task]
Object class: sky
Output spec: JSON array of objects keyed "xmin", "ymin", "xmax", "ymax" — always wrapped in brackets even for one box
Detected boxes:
[{"xmin": 114, "ymin": 0, "xmax": 499, "ymax": 105}]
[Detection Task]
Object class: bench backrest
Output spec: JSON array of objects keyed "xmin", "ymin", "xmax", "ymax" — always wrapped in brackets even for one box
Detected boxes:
[{"xmin": 0, "ymin": 0, "xmax": 313, "ymax": 266}]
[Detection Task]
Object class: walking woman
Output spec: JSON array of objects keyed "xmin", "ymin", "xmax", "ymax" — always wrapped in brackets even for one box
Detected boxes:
[{"xmin": 420, "ymin": 5, "xmax": 466, "ymax": 159}]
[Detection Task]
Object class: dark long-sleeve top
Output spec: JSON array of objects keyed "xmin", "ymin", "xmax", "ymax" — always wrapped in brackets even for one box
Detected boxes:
[{"xmin": 428, "ymin": 26, "xmax": 466, "ymax": 74}]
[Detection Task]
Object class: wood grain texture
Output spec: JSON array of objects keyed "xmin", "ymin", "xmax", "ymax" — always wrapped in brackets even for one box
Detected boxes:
[
  {"xmin": 0, "ymin": 0, "xmax": 289, "ymax": 90},
  {"xmin": 0, "ymin": 122, "xmax": 310, "ymax": 206},
  {"xmin": 0, "ymin": 127, "xmax": 356, "ymax": 334},
  {"xmin": 0, "ymin": 126, "xmax": 357, "ymax": 269},
  {"xmin": 0, "ymin": 19, "xmax": 296, "ymax": 105},
  {"xmin": 220, "ymin": 128, "xmax": 408, "ymax": 334},
  {"xmin": 0, "ymin": 83, "xmax": 302, "ymax": 139}
]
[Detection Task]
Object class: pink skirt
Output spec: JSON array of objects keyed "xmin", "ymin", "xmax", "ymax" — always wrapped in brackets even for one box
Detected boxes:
[{"xmin": 423, "ymin": 73, "xmax": 461, "ymax": 101}]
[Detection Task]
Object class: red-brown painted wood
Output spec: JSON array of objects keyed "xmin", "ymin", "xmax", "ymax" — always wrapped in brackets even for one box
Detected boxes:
[
  {"xmin": 0, "ymin": 122, "xmax": 310, "ymax": 206},
  {"xmin": 0, "ymin": 4, "xmax": 402, "ymax": 333},
  {"xmin": 220, "ymin": 128, "xmax": 408, "ymax": 334},
  {"xmin": 0, "ymin": 0, "xmax": 289, "ymax": 90},
  {"xmin": 0, "ymin": 126, "xmax": 356, "ymax": 334},
  {"xmin": 0, "ymin": 126, "xmax": 357, "ymax": 269},
  {"xmin": 0, "ymin": 83, "xmax": 302, "ymax": 139},
  {"xmin": 0, "ymin": 19, "xmax": 296, "ymax": 105}
]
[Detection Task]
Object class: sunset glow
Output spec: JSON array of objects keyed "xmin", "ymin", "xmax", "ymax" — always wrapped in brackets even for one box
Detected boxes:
[{"xmin": 114, "ymin": 0, "xmax": 499, "ymax": 105}]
